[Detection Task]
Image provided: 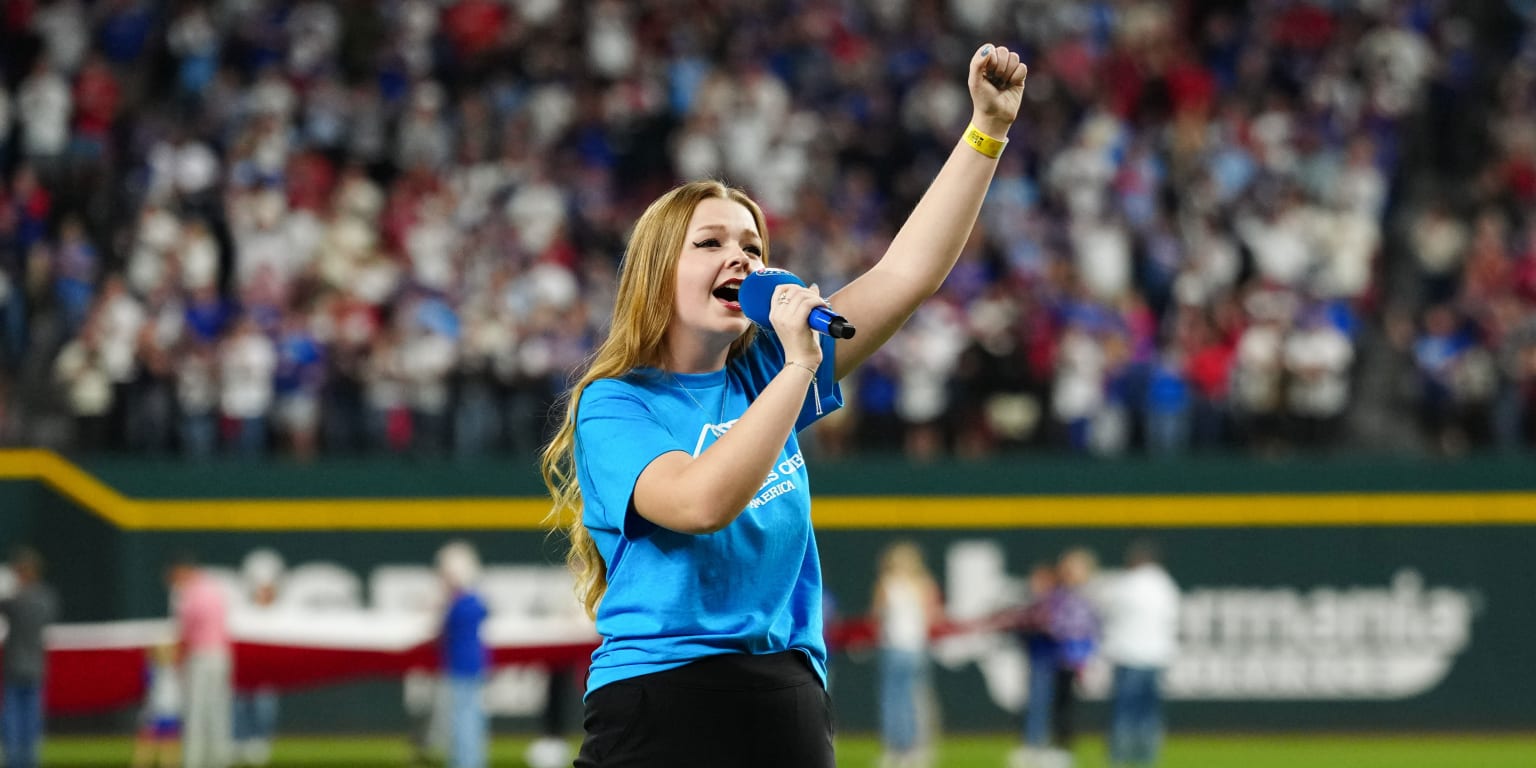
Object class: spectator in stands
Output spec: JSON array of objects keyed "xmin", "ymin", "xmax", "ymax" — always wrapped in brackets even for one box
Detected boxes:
[
  {"xmin": 1096, "ymin": 541, "xmax": 1180, "ymax": 768},
  {"xmin": 1489, "ymin": 292, "xmax": 1536, "ymax": 450},
  {"xmin": 0, "ymin": 0, "xmax": 1527, "ymax": 463},
  {"xmin": 401, "ymin": 296, "xmax": 459, "ymax": 456},
  {"xmin": 219, "ymin": 315, "xmax": 277, "ymax": 457},
  {"xmin": 0, "ymin": 547, "xmax": 59, "ymax": 768},
  {"xmin": 1409, "ymin": 201, "xmax": 1469, "ymax": 306},
  {"xmin": 175, "ymin": 340, "xmax": 220, "ymax": 458},
  {"xmin": 167, "ymin": 552, "xmax": 233, "ymax": 768},
  {"xmin": 53, "ymin": 311, "xmax": 115, "ymax": 451},
  {"xmin": 1052, "ymin": 315, "xmax": 1108, "ymax": 454},
  {"xmin": 0, "ymin": 171, "xmax": 31, "ymax": 372},
  {"xmin": 0, "ymin": 82, "xmax": 10, "ymax": 166},
  {"xmin": 1231, "ymin": 291, "xmax": 1292, "ymax": 454},
  {"xmin": 1182, "ymin": 307, "xmax": 1237, "ymax": 451},
  {"xmin": 52, "ymin": 215, "xmax": 100, "ymax": 338},
  {"xmin": 127, "ymin": 291, "xmax": 181, "ymax": 456},
  {"xmin": 364, "ymin": 324, "xmax": 410, "ymax": 454},
  {"xmin": 14, "ymin": 58, "xmax": 70, "ymax": 180},
  {"xmin": 1283, "ymin": 305, "xmax": 1355, "ymax": 449},
  {"xmin": 272, "ymin": 311, "xmax": 326, "ymax": 461},
  {"xmin": 1143, "ymin": 343, "xmax": 1192, "ymax": 457},
  {"xmin": 893, "ymin": 301, "xmax": 968, "ymax": 460},
  {"xmin": 1413, "ymin": 305, "xmax": 1476, "ymax": 454}
]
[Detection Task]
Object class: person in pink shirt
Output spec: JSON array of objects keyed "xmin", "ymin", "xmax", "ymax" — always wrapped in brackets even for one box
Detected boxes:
[{"xmin": 167, "ymin": 554, "xmax": 233, "ymax": 768}]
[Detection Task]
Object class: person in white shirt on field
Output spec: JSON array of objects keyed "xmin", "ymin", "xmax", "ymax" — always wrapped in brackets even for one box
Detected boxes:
[{"xmin": 1095, "ymin": 540, "xmax": 1180, "ymax": 768}]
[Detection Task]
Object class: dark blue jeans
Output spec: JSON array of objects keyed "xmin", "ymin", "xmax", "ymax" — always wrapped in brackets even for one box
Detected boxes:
[
  {"xmin": 1109, "ymin": 665, "xmax": 1164, "ymax": 766},
  {"xmin": 233, "ymin": 689, "xmax": 279, "ymax": 744},
  {"xmin": 1022, "ymin": 649, "xmax": 1056, "ymax": 747},
  {"xmin": 2, "ymin": 681, "xmax": 44, "ymax": 768}
]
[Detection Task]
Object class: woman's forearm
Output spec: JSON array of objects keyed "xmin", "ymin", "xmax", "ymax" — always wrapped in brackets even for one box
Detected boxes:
[{"xmin": 634, "ymin": 365, "xmax": 816, "ymax": 533}]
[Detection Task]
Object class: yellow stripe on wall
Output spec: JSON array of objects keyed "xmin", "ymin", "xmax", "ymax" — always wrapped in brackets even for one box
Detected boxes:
[
  {"xmin": 811, "ymin": 493, "xmax": 1536, "ymax": 528},
  {"xmin": 0, "ymin": 450, "xmax": 140, "ymax": 524},
  {"xmin": 148, "ymin": 498, "xmax": 554, "ymax": 530},
  {"xmin": 2, "ymin": 450, "xmax": 1534, "ymax": 531}
]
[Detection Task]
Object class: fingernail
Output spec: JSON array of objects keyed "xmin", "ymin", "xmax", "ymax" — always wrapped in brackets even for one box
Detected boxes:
[{"xmin": 980, "ymin": 45, "xmax": 992, "ymax": 57}]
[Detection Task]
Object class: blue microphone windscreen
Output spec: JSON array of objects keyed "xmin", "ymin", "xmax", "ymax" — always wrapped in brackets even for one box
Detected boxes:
[{"xmin": 738, "ymin": 268, "xmax": 806, "ymax": 326}]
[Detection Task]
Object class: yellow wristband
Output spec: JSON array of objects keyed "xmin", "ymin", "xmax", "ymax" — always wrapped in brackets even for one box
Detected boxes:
[
  {"xmin": 963, "ymin": 122, "xmax": 1007, "ymax": 159},
  {"xmin": 785, "ymin": 360, "xmax": 817, "ymax": 378}
]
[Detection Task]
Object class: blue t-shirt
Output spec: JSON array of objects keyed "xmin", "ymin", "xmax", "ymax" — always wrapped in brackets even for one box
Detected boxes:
[
  {"xmin": 441, "ymin": 591, "xmax": 489, "ymax": 678},
  {"xmin": 575, "ymin": 331, "xmax": 843, "ymax": 696}
]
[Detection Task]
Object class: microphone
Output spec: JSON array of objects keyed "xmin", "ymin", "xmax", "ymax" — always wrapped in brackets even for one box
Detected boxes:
[{"xmin": 739, "ymin": 268, "xmax": 856, "ymax": 339}]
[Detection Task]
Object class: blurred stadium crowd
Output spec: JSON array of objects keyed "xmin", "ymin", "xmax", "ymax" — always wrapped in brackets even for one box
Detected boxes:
[{"xmin": 1, "ymin": 0, "xmax": 1534, "ymax": 461}]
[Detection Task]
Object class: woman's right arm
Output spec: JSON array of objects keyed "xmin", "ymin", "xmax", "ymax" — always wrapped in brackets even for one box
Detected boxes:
[
  {"xmin": 626, "ymin": 280, "xmax": 827, "ymax": 535},
  {"xmin": 631, "ymin": 361, "xmax": 816, "ymax": 534}
]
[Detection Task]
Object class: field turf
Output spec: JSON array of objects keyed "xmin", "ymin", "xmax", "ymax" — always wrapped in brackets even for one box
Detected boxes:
[{"xmin": 43, "ymin": 733, "xmax": 1536, "ymax": 767}]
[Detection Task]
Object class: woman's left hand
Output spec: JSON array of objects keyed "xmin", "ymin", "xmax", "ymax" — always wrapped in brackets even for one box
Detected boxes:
[{"xmin": 968, "ymin": 43, "xmax": 1027, "ymax": 137}]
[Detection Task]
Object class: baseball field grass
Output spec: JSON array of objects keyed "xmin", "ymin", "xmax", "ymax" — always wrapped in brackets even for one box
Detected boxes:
[{"xmin": 41, "ymin": 732, "xmax": 1536, "ymax": 767}]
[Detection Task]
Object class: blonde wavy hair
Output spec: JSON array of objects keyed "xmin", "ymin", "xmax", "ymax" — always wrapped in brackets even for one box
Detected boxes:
[{"xmin": 540, "ymin": 180, "xmax": 769, "ymax": 618}]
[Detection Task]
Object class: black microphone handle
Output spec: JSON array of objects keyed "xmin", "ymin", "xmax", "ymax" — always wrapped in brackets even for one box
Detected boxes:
[{"xmin": 827, "ymin": 317, "xmax": 856, "ymax": 339}]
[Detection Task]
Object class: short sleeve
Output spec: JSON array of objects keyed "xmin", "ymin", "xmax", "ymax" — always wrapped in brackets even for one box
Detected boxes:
[
  {"xmin": 576, "ymin": 380, "xmax": 683, "ymax": 540},
  {"xmin": 741, "ymin": 331, "xmax": 844, "ymax": 431}
]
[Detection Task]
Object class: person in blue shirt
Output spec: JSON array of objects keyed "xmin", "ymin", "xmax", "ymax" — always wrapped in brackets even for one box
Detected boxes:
[
  {"xmin": 437, "ymin": 541, "xmax": 490, "ymax": 768},
  {"xmin": 541, "ymin": 43, "xmax": 1028, "ymax": 768}
]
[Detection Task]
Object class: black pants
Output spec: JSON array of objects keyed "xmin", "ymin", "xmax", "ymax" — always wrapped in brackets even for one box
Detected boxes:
[
  {"xmin": 1053, "ymin": 667, "xmax": 1079, "ymax": 748},
  {"xmin": 575, "ymin": 651, "xmax": 834, "ymax": 768}
]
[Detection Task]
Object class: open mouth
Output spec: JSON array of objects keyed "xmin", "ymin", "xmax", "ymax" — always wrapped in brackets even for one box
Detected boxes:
[{"xmin": 712, "ymin": 280, "xmax": 741, "ymax": 307}]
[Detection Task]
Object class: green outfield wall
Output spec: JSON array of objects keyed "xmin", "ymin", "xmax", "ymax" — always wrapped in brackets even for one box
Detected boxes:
[{"xmin": 3, "ymin": 450, "xmax": 1533, "ymax": 734}]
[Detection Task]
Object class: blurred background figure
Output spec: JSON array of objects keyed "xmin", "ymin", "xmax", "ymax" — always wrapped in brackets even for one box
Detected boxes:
[
  {"xmin": 168, "ymin": 552, "xmax": 233, "ymax": 768},
  {"xmin": 404, "ymin": 666, "xmax": 445, "ymax": 767},
  {"xmin": 0, "ymin": 547, "xmax": 58, "ymax": 768},
  {"xmin": 872, "ymin": 541, "xmax": 944, "ymax": 768},
  {"xmin": 233, "ymin": 549, "xmax": 285, "ymax": 767},
  {"xmin": 1049, "ymin": 548, "xmax": 1100, "ymax": 768},
  {"xmin": 1013, "ymin": 548, "xmax": 1100, "ymax": 768},
  {"xmin": 1014, "ymin": 561, "xmax": 1059, "ymax": 764},
  {"xmin": 437, "ymin": 540, "xmax": 489, "ymax": 768},
  {"xmin": 1096, "ymin": 540, "xmax": 1180, "ymax": 768},
  {"xmin": 130, "ymin": 642, "xmax": 183, "ymax": 768},
  {"xmin": 524, "ymin": 667, "xmax": 577, "ymax": 768}
]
